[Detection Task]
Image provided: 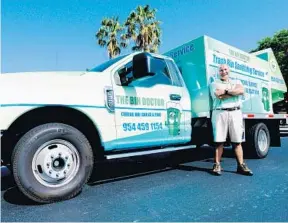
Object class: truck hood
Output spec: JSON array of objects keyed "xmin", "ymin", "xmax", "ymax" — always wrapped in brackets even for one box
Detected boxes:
[
  {"xmin": 0, "ymin": 70, "xmax": 108, "ymax": 83},
  {"xmin": 1, "ymin": 71, "xmax": 98, "ymax": 77},
  {"xmin": 0, "ymin": 71, "xmax": 112, "ymax": 106}
]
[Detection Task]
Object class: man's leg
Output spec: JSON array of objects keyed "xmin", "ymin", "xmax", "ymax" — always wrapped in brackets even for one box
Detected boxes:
[
  {"xmin": 229, "ymin": 110, "xmax": 253, "ymax": 176},
  {"xmin": 211, "ymin": 110, "xmax": 228, "ymax": 175},
  {"xmin": 235, "ymin": 143, "xmax": 253, "ymax": 175},
  {"xmin": 234, "ymin": 143, "xmax": 253, "ymax": 175},
  {"xmin": 212, "ymin": 142, "xmax": 224, "ymax": 175},
  {"xmin": 234, "ymin": 143, "xmax": 244, "ymax": 165},
  {"xmin": 215, "ymin": 143, "xmax": 224, "ymax": 164}
]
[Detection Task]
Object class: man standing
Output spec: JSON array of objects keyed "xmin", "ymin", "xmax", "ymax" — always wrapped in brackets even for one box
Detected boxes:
[{"xmin": 210, "ymin": 64, "xmax": 253, "ymax": 176}]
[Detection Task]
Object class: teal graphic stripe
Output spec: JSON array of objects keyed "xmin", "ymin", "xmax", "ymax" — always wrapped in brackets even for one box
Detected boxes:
[
  {"xmin": 104, "ymin": 128, "xmax": 191, "ymax": 150},
  {"xmin": 117, "ymin": 106, "xmax": 191, "ymax": 112},
  {"xmin": 116, "ymin": 106, "xmax": 166, "ymax": 111},
  {"xmin": 209, "ymin": 64, "xmax": 269, "ymax": 82},
  {"xmin": 0, "ymin": 104, "xmax": 191, "ymax": 112},
  {"xmin": 0, "ymin": 104, "xmax": 106, "ymax": 109}
]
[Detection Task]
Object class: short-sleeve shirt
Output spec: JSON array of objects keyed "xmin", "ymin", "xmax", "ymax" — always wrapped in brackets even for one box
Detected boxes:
[{"xmin": 209, "ymin": 79, "xmax": 244, "ymax": 110}]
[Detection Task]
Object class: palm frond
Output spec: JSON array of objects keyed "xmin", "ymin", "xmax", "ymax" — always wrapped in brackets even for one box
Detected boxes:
[
  {"xmin": 120, "ymin": 42, "xmax": 128, "ymax": 48},
  {"xmin": 96, "ymin": 16, "xmax": 129, "ymax": 59},
  {"xmin": 98, "ymin": 39, "xmax": 106, "ymax": 47},
  {"xmin": 101, "ymin": 18, "xmax": 110, "ymax": 26},
  {"xmin": 132, "ymin": 45, "xmax": 141, "ymax": 51},
  {"xmin": 97, "ymin": 5, "xmax": 161, "ymax": 57},
  {"xmin": 113, "ymin": 46, "xmax": 121, "ymax": 56}
]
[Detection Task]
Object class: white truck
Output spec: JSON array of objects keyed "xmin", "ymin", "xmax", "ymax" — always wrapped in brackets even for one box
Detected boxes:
[{"xmin": 1, "ymin": 35, "xmax": 287, "ymax": 203}]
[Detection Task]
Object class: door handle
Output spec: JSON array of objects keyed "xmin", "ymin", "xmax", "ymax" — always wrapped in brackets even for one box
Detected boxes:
[{"xmin": 170, "ymin": 94, "xmax": 181, "ymax": 101}]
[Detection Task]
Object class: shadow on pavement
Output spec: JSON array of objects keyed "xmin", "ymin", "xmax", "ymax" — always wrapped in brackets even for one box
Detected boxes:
[
  {"xmin": 1, "ymin": 176, "xmax": 15, "ymax": 191},
  {"xmin": 176, "ymin": 163, "xmax": 236, "ymax": 174},
  {"xmin": 2, "ymin": 186, "xmax": 44, "ymax": 206},
  {"xmin": 88, "ymin": 146, "xmax": 238, "ymax": 185},
  {"xmin": 2, "ymin": 146, "xmax": 238, "ymax": 205}
]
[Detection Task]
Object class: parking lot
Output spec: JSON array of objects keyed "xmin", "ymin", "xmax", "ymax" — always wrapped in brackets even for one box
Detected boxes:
[{"xmin": 1, "ymin": 137, "xmax": 288, "ymax": 222}]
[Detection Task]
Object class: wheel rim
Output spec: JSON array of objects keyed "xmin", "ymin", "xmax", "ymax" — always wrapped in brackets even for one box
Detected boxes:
[
  {"xmin": 258, "ymin": 129, "xmax": 268, "ymax": 153},
  {"xmin": 32, "ymin": 139, "xmax": 80, "ymax": 188}
]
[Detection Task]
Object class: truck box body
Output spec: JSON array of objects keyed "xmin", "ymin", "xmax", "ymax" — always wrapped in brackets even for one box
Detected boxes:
[
  {"xmin": 164, "ymin": 36, "xmax": 287, "ymax": 118},
  {"xmin": 251, "ymin": 48, "xmax": 287, "ymax": 104}
]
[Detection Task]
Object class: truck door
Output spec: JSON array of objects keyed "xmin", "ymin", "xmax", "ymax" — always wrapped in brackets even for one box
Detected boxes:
[
  {"xmin": 163, "ymin": 59, "xmax": 191, "ymax": 146},
  {"xmin": 111, "ymin": 59, "xmax": 170, "ymax": 151}
]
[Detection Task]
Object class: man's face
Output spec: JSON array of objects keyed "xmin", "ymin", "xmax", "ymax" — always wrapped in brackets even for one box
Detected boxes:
[{"xmin": 219, "ymin": 65, "xmax": 229, "ymax": 79}]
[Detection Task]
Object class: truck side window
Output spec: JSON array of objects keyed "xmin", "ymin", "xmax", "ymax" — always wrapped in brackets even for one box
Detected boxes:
[{"xmin": 166, "ymin": 60, "xmax": 184, "ymax": 87}]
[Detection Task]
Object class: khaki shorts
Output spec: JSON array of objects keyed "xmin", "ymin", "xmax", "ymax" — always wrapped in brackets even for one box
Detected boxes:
[{"xmin": 211, "ymin": 109, "xmax": 244, "ymax": 143}]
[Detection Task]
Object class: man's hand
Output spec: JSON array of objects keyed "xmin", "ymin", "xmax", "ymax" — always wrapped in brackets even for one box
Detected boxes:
[
  {"xmin": 227, "ymin": 84, "xmax": 244, "ymax": 96},
  {"xmin": 214, "ymin": 89, "xmax": 225, "ymax": 98},
  {"xmin": 219, "ymin": 94, "xmax": 232, "ymax": 99},
  {"xmin": 214, "ymin": 89, "xmax": 233, "ymax": 99}
]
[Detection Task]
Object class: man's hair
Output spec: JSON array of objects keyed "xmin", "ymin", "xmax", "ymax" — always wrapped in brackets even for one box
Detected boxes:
[{"xmin": 219, "ymin": 64, "xmax": 229, "ymax": 71}]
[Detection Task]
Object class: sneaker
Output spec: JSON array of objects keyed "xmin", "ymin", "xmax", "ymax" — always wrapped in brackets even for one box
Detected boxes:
[
  {"xmin": 237, "ymin": 163, "xmax": 253, "ymax": 176},
  {"xmin": 212, "ymin": 163, "xmax": 222, "ymax": 176}
]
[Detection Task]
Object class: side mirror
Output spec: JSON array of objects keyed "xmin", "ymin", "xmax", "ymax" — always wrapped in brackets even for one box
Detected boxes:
[{"xmin": 132, "ymin": 53, "xmax": 155, "ymax": 79}]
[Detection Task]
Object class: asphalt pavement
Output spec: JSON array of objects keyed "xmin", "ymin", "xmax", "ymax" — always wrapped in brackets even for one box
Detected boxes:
[{"xmin": 1, "ymin": 137, "xmax": 288, "ymax": 222}]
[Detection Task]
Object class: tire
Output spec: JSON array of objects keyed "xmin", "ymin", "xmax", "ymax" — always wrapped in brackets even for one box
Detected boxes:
[
  {"xmin": 243, "ymin": 122, "xmax": 270, "ymax": 158},
  {"xmin": 11, "ymin": 123, "xmax": 94, "ymax": 203}
]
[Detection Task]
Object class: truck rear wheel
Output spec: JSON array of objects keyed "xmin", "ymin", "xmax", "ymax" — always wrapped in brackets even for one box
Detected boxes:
[
  {"xmin": 11, "ymin": 123, "xmax": 94, "ymax": 203},
  {"xmin": 243, "ymin": 122, "xmax": 270, "ymax": 158}
]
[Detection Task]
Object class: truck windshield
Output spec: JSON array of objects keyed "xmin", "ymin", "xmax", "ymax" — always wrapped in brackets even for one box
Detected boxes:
[{"xmin": 88, "ymin": 54, "xmax": 128, "ymax": 72}]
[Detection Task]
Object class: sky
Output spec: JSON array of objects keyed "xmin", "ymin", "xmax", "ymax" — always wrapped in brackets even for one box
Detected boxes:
[{"xmin": 1, "ymin": 0, "xmax": 288, "ymax": 73}]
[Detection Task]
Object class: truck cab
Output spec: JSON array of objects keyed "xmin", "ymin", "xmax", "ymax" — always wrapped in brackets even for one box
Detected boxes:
[{"xmin": 0, "ymin": 52, "xmax": 192, "ymax": 204}]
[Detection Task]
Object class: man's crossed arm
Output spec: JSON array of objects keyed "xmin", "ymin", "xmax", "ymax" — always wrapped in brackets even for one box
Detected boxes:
[{"xmin": 214, "ymin": 84, "xmax": 244, "ymax": 99}]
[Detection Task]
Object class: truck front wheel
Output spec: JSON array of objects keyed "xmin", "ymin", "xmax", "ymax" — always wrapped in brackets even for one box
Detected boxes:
[
  {"xmin": 243, "ymin": 122, "xmax": 270, "ymax": 158},
  {"xmin": 11, "ymin": 123, "xmax": 94, "ymax": 203}
]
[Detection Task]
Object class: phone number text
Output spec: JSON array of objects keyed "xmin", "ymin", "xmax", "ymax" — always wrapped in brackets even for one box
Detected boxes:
[{"xmin": 122, "ymin": 122, "xmax": 163, "ymax": 131}]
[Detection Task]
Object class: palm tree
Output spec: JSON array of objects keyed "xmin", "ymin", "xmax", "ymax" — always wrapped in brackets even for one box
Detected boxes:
[
  {"xmin": 96, "ymin": 17, "xmax": 127, "ymax": 59},
  {"xmin": 124, "ymin": 5, "xmax": 161, "ymax": 53}
]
